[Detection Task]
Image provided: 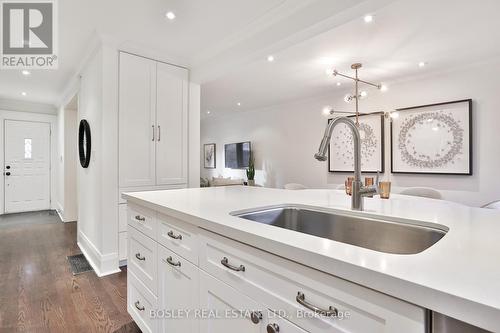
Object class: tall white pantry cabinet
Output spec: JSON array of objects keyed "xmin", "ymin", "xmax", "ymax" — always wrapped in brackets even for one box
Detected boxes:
[{"xmin": 118, "ymin": 52, "xmax": 189, "ymax": 263}]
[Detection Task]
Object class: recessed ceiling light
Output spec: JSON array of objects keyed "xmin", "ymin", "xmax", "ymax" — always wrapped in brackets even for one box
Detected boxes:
[
  {"xmin": 380, "ymin": 84, "xmax": 388, "ymax": 92},
  {"xmin": 267, "ymin": 55, "xmax": 275, "ymax": 62},
  {"xmin": 21, "ymin": 92, "xmax": 27, "ymax": 96},
  {"xmin": 237, "ymin": 102, "xmax": 241, "ymax": 106},
  {"xmin": 325, "ymin": 68, "xmax": 334, "ymax": 76},
  {"xmin": 418, "ymin": 61, "xmax": 426, "ymax": 68},
  {"xmin": 360, "ymin": 90, "xmax": 368, "ymax": 98},
  {"xmin": 165, "ymin": 11, "xmax": 176, "ymax": 20},
  {"xmin": 336, "ymin": 82, "xmax": 341, "ymax": 86},
  {"xmin": 364, "ymin": 15, "xmax": 373, "ymax": 23},
  {"xmin": 22, "ymin": 70, "xmax": 31, "ymax": 76},
  {"xmin": 206, "ymin": 110, "xmax": 211, "ymax": 115}
]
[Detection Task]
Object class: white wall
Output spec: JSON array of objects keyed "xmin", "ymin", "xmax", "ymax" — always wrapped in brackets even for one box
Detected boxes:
[
  {"xmin": 201, "ymin": 60, "xmax": 500, "ymax": 207},
  {"xmin": 77, "ymin": 44, "xmax": 105, "ymax": 263},
  {"xmin": 56, "ymin": 105, "xmax": 78, "ymax": 222},
  {"xmin": 189, "ymin": 83, "xmax": 201, "ymax": 188},
  {"xmin": 0, "ymin": 110, "xmax": 57, "ymax": 214}
]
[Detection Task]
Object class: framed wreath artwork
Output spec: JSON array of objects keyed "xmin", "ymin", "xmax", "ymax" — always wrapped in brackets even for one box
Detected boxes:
[
  {"xmin": 391, "ymin": 99, "xmax": 472, "ymax": 175},
  {"xmin": 328, "ymin": 113, "xmax": 385, "ymax": 173},
  {"xmin": 204, "ymin": 143, "xmax": 216, "ymax": 169}
]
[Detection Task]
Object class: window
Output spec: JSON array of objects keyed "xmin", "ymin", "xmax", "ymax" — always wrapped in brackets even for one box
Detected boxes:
[{"xmin": 24, "ymin": 138, "xmax": 32, "ymax": 159}]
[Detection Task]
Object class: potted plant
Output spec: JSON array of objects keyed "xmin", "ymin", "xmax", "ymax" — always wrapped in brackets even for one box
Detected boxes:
[{"xmin": 246, "ymin": 152, "xmax": 255, "ymax": 186}]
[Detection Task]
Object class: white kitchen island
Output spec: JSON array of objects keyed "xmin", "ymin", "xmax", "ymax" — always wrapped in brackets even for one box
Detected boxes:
[{"xmin": 122, "ymin": 186, "xmax": 500, "ymax": 333}]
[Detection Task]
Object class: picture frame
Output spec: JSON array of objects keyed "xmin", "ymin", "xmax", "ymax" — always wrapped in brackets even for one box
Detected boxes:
[
  {"xmin": 328, "ymin": 113, "xmax": 385, "ymax": 173},
  {"xmin": 390, "ymin": 99, "xmax": 472, "ymax": 175},
  {"xmin": 204, "ymin": 143, "xmax": 216, "ymax": 169}
]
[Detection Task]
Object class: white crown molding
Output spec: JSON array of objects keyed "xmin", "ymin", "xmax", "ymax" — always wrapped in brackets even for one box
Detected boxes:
[{"xmin": 0, "ymin": 97, "xmax": 57, "ymax": 114}]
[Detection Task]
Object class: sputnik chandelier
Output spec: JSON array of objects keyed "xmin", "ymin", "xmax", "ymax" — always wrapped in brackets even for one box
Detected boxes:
[{"xmin": 328, "ymin": 63, "xmax": 384, "ymax": 125}]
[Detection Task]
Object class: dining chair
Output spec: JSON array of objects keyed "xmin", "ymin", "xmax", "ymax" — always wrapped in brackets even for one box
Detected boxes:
[
  {"xmin": 399, "ymin": 187, "xmax": 443, "ymax": 200},
  {"xmin": 284, "ymin": 183, "xmax": 308, "ymax": 190},
  {"xmin": 481, "ymin": 200, "xmax": 500, "ymax": 209}
]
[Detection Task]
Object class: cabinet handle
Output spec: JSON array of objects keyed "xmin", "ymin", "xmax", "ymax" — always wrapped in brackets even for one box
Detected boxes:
[
  {"xmin": 163, "ymin": 256, "xmax": 181, "ymax": 267},
  {"xmin": 296, "ymin": 292, "xmax": 338, "ymax": 317},
  {"xmin": 167, "ymin": 230, "xmax": 182, "ymax": 240},
  {"xmin": 267, "ymin": 323, "xmax": 280, "ymax": 333},
  {"xmin": 134, "ymin": 301, "xmax": 145, "ymax": 311},
  {"xmin": 158, "ymin": 125, "xmax": 161, "ymax": 141},
  {"xmin": 135, "ymin": 253, "xmax": 146, "ymax": 261},
  {"xmin": 135, "ymin": 215, "xmax": 146, "ymax": 222},
  {"xmin": 152, "ymin": 125, "xmax": 155, "ymax": 141},
  {"xmin": 221, "ymin": 257, "xmax": 245, "ymax": 272}
]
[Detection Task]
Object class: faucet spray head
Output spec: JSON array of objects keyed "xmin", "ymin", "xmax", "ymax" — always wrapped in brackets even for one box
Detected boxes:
[{"xmin": 314, "ymin": 153, "xmax": 328, "ymax": 161}]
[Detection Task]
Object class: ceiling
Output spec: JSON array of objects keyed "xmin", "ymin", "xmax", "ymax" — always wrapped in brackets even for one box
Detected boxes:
[
  {"xmin": 1, "ymin": 0, "xmax": 329, "ymax": 106},
  {"xmin": 201, "ymin": 0, "xmax": 500, "ymax": 117}
]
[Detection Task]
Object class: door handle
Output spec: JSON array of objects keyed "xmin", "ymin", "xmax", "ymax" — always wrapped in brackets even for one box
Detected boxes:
[
  {"xmin": 5, "ymin": 172, "xmax": 10, "ymax": 176},
  {"xmin": 6, "ymin": 166, "xmax": 10, "ymax": 169},
  {"xmin": 157, "ymin": 125, "xmax": 161, "ymax": 141},
  {"xmin": 152, "ymin": 125, "xmax": 155, "ymax": 141},
  {"xmin": 135, "ymin": 253, "xmax": 146, "ymax": 261}
]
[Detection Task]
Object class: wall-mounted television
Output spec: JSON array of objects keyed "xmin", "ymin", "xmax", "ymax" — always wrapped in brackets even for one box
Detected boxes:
[{"xmin": 224, "ymin": 142, "xmax": 251, "ymax": 169}]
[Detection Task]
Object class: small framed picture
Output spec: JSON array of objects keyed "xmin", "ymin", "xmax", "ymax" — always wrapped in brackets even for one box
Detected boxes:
[
  {"xmin": 391, "ymin": 99, "xmax": 472, "ymax": 175},
  {"xmin": 328, "ymin": 113, "xmax": 385, "ymax": 173},
  {"xmin": 204, "ymin": 143, "xmax": 216, "ymax": 169}
]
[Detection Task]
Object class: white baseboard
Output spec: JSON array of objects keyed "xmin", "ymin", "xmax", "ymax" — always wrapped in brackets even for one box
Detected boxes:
[{"xmin": 77, "ymin": 230, "xmax": 121, "ymax": 277}]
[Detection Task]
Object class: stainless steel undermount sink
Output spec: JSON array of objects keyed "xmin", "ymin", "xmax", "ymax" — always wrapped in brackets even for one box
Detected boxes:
[{"xmin": 231, "ymin": 205, "xmax": 448, "ymax": 255}]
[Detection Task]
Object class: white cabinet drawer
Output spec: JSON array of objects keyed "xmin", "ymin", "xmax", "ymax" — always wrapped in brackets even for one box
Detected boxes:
[
  {"xmin": 157, "ymin": 212, "xmax": 198, "ymax": 265},
  {"xmin": 128, "ymin": 203, "xmax": 157, "ymax": 239},
  {"xmin": 199, "ymin": 270, "xmax": 265, "ymax": 333},
  {"xmin": 119, "ymin": 204, "xmax": 128, "ymax": 232},
  {"xmin": 157, "ymin": 244, "xmax": 199, "ymax": 333},
  {"xmin": 199, "ymin": 230, "xmax": 426, "ymax": 333},
  {"xmin": 129, "ymin": 226, "xmax": 158, "ymax": 295},
  {"xmin": 128, "ymin": 270, "xmax": 158, "ymax": 333}
]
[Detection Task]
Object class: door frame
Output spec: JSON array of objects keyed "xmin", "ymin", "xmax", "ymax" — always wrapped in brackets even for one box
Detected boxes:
[{"xmin": 0, "ymin": 111, "xmax": 57, "ymax": 214}]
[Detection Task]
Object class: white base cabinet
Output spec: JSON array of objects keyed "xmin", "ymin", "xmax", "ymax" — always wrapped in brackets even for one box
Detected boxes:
[{"xmin": 126, "ymin": 205, "xmax": 427, "ymax": 333}]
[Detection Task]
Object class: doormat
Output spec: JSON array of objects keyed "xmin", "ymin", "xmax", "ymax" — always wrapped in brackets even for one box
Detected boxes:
[{"xmin": 67, "ymin": 254, "xmax": 93, "ymax": 275}]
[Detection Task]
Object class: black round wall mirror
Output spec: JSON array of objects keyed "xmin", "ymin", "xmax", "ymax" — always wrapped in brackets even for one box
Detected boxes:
[{"xmin": 79, "ymin": 119, "xmax": 91, "ymax": 168}]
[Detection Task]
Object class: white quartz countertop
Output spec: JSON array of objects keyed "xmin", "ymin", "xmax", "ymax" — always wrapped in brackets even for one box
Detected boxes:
[{"xmin": 123, "ymin": 186, "xmax": 500, "ymax": 331}]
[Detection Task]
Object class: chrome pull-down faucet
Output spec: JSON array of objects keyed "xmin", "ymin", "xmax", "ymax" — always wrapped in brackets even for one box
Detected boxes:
[{"xmin": 314, "ymin": 116, "xmax": 378, "ymax": 211}]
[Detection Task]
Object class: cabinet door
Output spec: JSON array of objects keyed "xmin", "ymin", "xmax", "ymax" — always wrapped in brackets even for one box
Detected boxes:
[
  {"xmin": 158, "ymin": 245, "xmax": 199, "ymax": 333},
  {"xmin": 155, "ymin": 62, "xmax": 188, "ymax": 185},
  {"xmin": 199, "ymin": 271, "xmax": 265, "ymax": 333},
  {"xmin": 119, "ymin": 52, "xmax": 157, "ymax": 187}
]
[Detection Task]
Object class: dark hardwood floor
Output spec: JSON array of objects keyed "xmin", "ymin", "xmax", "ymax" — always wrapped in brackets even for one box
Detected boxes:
[{"xmin": 0, "ymin": 216, "xmax": 140, "ymax": 333}]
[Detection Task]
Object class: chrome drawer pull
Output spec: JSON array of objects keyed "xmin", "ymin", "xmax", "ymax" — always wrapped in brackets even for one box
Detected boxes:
[
  {"xmin": 167, "ymin": 230, "xmax": 182, "ymax": 240},
  {"xmin": 135, "ymin": 253, "xmax": 146, "ymax": 261},
  {"xmin": 296, "ymin": 292, "xmax": 338, "ymax": 317},
  {"xmin": 134, "ymin": 301, "xmax": 145, "ymax": 311},
  {"xmin": 135, "ymin": 215, "xmax": 146, "ymax": 222},
  {"xmin": 221, "ymin": 257, "xmax": 245, "ymax": 272},
  {"xmin": 163, "ymin": 256, "xmax": 181, "ymax": 267}
]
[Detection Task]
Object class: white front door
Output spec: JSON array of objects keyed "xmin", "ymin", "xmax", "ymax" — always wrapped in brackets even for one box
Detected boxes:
[{"xmin": 4, "ymin": 120, "xmax": 51, "ymax": 213}]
